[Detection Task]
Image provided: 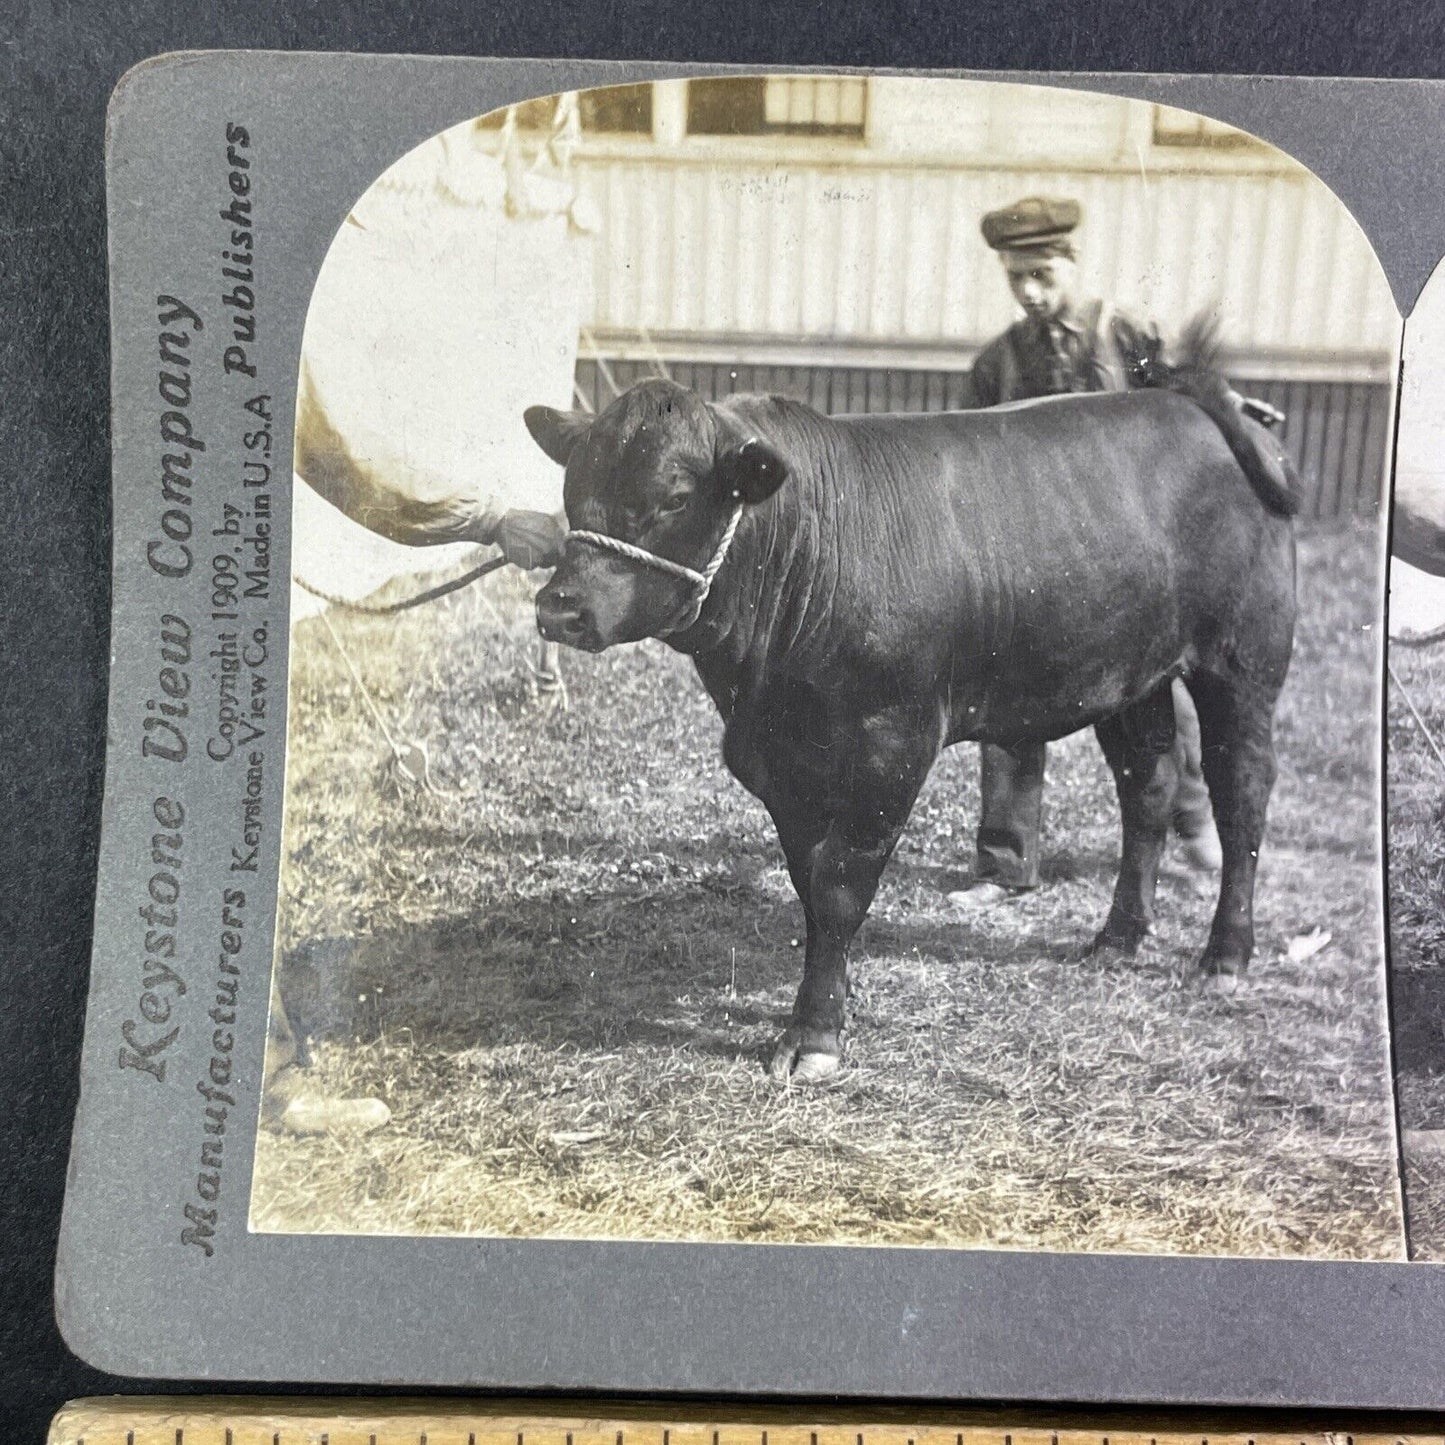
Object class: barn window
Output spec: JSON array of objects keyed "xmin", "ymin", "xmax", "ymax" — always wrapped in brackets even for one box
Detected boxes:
[
  {"xmin": 580, "ymin": 84, "xmax": 654, "ymax": 133},
  {"xmin": 476, "ymin": 85, "xmax": 653, "ymax": 134},
  {"xmin": 687, "ymin": 77, "xmax": 867, "ymax": 138},
  {"xmin": 1151, "ymin": 103, "xmax": 1265, "ymax": 150}
]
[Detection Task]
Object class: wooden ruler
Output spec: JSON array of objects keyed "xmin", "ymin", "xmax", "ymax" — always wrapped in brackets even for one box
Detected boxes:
[{"xmin": 44, "ymin": 1399, "xmax": 1445, "ymax": 1445}]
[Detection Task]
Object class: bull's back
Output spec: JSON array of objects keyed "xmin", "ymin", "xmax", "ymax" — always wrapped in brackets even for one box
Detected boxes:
[
  {"xmin": 838, "ymin": 390, "xmax": 1240, "ymax": 525},
  {"xmin": 816, "ymin": 393, "xmax": 1258, "ymax": 615},
  {"xmin": 928, "ymin": 395, "xmax": 1286, "ymax": 735},
  {"xmin": 734, "ymin": 391, "xmax": 1286, "ymax": 739}
]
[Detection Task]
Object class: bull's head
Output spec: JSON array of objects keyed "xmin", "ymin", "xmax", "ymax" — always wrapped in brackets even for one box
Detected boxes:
[{"xmin": 525, "ymin": 380, "xmax": 789, "ymax": 650}]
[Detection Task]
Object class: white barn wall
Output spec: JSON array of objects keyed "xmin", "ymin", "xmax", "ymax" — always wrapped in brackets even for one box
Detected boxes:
[
  {"xmin": 868, "ymin": 79, "xmax": 1138, "ymax": 162},
  {"xmin": 556, "ymin": 80, "xmax": 1397, "ymax": 378},
  {"xmin": 577, "ymin": 152, "xmax": 1395, "ymax": 376}
]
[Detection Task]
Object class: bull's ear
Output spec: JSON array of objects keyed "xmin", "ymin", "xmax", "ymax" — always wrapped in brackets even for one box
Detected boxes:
[
  {"xmin": 716, "ymin": 437, "xmax": 789, "ymax": 506},
  {"xmin": 524, "ymin": 406, "xmax": 592, "ymax": 467}
]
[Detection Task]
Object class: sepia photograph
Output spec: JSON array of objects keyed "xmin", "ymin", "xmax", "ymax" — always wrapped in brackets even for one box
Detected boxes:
[
  {"xmin": 250, "ymin": 75, "xmax": 1404, "ymax": 1259},
  {"xmin": 1386, "ymin": 251, "xmax": 1445, "ymax": 1260}
]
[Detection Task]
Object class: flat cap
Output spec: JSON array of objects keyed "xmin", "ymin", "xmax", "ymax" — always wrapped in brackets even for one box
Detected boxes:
[{"xmin": 981, "ymin": 195, "xmax": 1082, "ymax": 252}]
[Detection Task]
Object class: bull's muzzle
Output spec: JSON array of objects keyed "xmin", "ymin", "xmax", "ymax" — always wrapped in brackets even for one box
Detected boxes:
[{"xmin": 535, "ymin": 582, "xmax": 599, "ymax": 651}]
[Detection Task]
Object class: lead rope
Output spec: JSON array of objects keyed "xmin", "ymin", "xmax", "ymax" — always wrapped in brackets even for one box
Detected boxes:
[
  {"xmin": 566, "ymin": 503, "xmax": 745, "ymax": 635},
  {"xmin": 293, "ymin": 552, "xmax": 509, "ymax": 615},
  {"xmin": 318, "ymin": 608, "xmax": 442, "ymax": 793}
]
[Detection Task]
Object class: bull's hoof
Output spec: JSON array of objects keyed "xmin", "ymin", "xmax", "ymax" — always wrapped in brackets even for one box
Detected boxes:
[
  {"xmin": 768, "ymin": 1028, "xmax": 843, "ymax": 1085},
  {"xmin": 1199, "ymin": 966, "xmax": 1246, "ymax": 995},
  {"xmin": 1198, "ymin": 943, "xmax": 1250, "ymax": 993}
]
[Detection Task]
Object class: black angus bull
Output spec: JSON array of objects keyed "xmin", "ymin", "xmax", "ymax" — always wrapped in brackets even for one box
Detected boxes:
[{"xmin": 525, "ymin": 354, "xmax": 1297, "ymax": 1083}]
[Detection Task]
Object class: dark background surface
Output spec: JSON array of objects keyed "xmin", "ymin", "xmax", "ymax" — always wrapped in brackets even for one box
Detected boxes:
[{"xmin": 6, "ymin": 5, "xmax": 1445, "ymax": 1443}]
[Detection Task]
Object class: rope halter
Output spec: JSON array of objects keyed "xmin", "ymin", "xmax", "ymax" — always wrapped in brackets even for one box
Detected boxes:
[{"xmin": 565, "ymin": 502, "xmax": 745, "ymax": 636}]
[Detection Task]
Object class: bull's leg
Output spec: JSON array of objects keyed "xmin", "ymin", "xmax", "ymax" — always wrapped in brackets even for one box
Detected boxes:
[
  {"xmin": 1184, "ymin": 671, "xmax": 1280, "ymax": 984},
  {"xmin": 1091, "ymin": 682, "xmax": 1181, "ymax": 954},
  {"xmin": 975, "ymin": 740, "xmax": 1047, "ymax": 888},
  {"xmin": 767, "ymin": 814, "xmax": 905, "ymax": 1084},
  {"xmin": 766, "ymin": 710, "xmax": 940, "ymax": 1084}
]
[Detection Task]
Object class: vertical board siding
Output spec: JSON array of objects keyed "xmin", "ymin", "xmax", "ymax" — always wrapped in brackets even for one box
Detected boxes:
[
  {"xmin": 575, "ymin": 154, "xmax": 1396, "ymax": 370},
  {"xmin": 575, "ymin": 358, "xmax": 1389, "ymax": 521}
]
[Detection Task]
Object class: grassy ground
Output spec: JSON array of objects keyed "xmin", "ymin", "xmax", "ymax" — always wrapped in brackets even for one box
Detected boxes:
[
  {"xmin": 251, "ymin": 519, "xmax": 1404, "ymax": 1259},
  {"xmin": 1386, "ymin": 624, "xmax": 1445, "ymax": 1259}
]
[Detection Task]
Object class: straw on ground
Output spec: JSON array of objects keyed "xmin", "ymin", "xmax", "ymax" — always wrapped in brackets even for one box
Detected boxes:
[{"xmin": 253, "ymin": 520, "xmax": 1403, "ymax": 1260}]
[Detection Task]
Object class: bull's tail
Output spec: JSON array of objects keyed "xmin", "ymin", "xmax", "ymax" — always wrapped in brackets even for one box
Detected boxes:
[{"xmin": 1113, "ymin": 312, "xmax": 1302, "ymax": 518}]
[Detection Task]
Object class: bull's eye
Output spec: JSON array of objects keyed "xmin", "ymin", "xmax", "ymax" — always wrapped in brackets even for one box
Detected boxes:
[{"xmin": 657, "ymin": 494, "xmax": 690, "ymax": 518}]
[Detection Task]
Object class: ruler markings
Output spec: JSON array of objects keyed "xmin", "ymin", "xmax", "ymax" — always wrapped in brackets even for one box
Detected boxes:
[{"xmin": 42, "ymin": 1407, "xmax": 1445, "ymax": 1445}]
